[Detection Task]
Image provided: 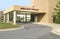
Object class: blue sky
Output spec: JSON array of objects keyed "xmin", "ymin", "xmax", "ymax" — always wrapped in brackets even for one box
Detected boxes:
[{"xmin": 0, "ymin": 0, "xmax": 31, "ymax": 10}]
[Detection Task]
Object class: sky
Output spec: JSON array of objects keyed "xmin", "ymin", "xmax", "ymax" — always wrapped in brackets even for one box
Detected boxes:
[{"xmin": 0, "ymin": 0, "xmax": 31, "ymax": 10}]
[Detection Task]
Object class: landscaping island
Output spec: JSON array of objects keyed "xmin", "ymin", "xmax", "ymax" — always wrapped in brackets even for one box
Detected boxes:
[{"xmin": 0, "ymin": 22, "xmax": 20, "ymax": 29}]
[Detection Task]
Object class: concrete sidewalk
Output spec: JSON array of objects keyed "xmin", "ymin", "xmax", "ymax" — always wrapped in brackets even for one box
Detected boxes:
[{"xmin": 33, "ymin": 22, "xmax": 60, "ymax": 35}]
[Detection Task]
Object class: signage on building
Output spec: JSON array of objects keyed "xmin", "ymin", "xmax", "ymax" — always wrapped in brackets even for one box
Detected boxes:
[{"xmin": 20, "ymin": 7, "xmax": 39, "ymax": 11}]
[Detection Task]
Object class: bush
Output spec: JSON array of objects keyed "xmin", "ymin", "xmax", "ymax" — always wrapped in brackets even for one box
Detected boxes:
[{"xmin": 55, "ymin": 13, "xmax": 60, "ymax": 24}]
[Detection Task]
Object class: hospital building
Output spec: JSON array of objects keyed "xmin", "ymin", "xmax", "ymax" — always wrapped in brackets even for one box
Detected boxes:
[{"xmin": 0, "ymin": 0, "xmax": 58, "ymax": 25}]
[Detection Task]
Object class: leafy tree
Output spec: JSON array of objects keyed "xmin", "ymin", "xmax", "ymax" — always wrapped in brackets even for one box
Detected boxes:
[{"xmin": 53, "ymin": 0, "xmax": 60, "ymax": 24}]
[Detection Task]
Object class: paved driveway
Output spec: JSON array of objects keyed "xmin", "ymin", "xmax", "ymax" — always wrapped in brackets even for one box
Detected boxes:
[{"xmin": 0, "ymin": 24, "xmax": 60, "ymax": 39}]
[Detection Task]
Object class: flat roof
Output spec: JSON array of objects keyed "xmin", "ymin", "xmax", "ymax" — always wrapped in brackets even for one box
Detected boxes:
[
  {"xmin": 4, "ymin": 5, "xmax": 39, "ymax": 13},
  {"xmin": 3, "ymin": 5, "xmax": 46, "ymax": 14}
]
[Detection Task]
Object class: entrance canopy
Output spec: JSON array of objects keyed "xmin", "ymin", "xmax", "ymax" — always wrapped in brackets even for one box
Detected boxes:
[
  {"xmin": 4, "ymin": 5, "xmax": 45, "ymax": 14},
  {"xmin": 3, "ymin": 5, "xmax": 46, "ymax": 25}
]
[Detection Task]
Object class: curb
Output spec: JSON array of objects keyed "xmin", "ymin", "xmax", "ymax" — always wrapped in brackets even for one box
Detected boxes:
[
  {"xmin": 51, "ymin": 30, "xmax": 60, "ymax": 35},
  {"xmin": 0, "ymin": 25, "xmax": 24, "ymax": 31},
  {"xmin": 33, "ymin": 22, "xmax": 60, "ymax": 35}
]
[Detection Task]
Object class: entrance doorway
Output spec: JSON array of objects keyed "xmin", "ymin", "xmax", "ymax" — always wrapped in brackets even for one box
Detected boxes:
[
  {"xmin": 53, "ymin": 16, "xmax": 56, "ymax": 23},
  {"xmin": 17, "ymin": 14, "xmax": 31, "ymax": 23},
  {"xmin": 16, "ymin": 11, "xmax": 45, "ymax": 23}
]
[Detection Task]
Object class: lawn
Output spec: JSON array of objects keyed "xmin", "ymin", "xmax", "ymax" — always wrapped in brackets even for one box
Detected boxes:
[{"xmin": 0, "ymin": 22, "xmax": 20, "ymax": 29}]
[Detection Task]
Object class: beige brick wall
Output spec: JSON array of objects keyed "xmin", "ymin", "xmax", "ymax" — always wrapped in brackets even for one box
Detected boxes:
[
  {"xmin": 48, "ymin": 0, "xmax": 57, "ymax": 23},
  {"xmin": 31, "ymin": 0, "xmax": 57, "ymax": 23}
]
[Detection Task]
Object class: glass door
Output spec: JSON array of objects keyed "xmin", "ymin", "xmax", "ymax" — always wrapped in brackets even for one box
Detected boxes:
[{"xmin": 17, "ymin": 14, "xmax": 31, "ymax": 23}]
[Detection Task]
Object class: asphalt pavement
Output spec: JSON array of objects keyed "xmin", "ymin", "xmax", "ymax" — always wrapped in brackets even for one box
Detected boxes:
[{"xmin": 0, "ymin": 24, "xmax": 60, "ymax": 39}]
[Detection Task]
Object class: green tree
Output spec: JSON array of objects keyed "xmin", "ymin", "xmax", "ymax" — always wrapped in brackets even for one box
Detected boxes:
[{"xmin": 53, "ymin": 0, "xmax": 60, "ymax": 24}]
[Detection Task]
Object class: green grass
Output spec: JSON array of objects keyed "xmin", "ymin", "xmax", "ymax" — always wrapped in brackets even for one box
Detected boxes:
[{"xmin": 0, "ymin": 22, "xmax": 20, "ymax": 29}]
